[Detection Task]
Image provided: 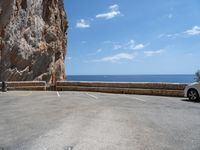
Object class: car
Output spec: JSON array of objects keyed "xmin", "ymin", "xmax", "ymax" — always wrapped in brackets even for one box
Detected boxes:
[{"xmin": 184, "ymin": 82, "xmax": 200, "ymax": 101}]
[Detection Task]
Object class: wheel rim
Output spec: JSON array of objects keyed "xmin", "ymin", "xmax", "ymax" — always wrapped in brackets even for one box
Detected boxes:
[{"xmin": 188, "ymin": 90, "xmax": 198, "ymax": 100}]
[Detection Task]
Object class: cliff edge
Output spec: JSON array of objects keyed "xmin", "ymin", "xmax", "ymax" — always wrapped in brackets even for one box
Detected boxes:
[{"xmin": 0, "ymin": 0, "xmax": 68, "ymax": 84}]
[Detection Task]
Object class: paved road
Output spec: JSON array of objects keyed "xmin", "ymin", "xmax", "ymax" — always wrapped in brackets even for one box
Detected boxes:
[{"xmin": 0, "ymin": 91, "xmax": 200, "ymax": 150}]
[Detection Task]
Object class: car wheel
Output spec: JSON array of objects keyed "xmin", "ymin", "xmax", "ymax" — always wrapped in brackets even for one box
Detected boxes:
[{"xmin": 187, "ymin": 89, "xmax": 199, "ymax": 101}]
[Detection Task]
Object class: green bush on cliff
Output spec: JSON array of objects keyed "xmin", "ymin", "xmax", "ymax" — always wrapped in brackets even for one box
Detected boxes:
[{"xmin": 195, "ymin": 70, "xmax": 200, "ymax": 82}]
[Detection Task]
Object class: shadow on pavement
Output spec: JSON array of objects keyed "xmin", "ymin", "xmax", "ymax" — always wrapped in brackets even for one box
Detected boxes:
[{"xmin": 181, "ymin": 99, "xmax": 200, "ymax": 104}]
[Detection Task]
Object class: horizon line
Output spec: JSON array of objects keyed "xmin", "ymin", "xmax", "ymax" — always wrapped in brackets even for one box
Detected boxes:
[{"xmin": 66, "ymin": 74, "xmax": 194, "ymax": 76}]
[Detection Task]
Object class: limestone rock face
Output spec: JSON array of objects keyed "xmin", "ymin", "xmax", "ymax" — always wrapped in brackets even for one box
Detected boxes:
[{"xmin": 0, "ymin": 0, "xmax": 68, "ymax": 84}]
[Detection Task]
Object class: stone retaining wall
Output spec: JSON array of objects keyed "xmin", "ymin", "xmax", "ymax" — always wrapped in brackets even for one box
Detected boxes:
[
  {"xmin": 0, "ymin": 81, "xmax": 188, "ymax": 97},
  {"xmin": 57, "ymin": 81, "xmax": 187, "ymax": 90},
  {"xmin": 6, "ymin": 81, "xmax": 46, "ymax": 91},
  {"xmin": 56, "ymin": 81, "xmax": 187, "ymax": 97}
]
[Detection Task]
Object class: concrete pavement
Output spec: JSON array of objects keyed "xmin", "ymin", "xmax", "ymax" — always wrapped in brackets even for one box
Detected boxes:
[{"xmin": 0, "ymin": 91, "xmax": 200, "ymax": 150}]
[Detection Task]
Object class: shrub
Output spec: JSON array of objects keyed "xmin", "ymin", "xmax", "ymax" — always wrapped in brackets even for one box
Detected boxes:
[{"xmin": 195, "ymin": 70, "xmax": 200, "ymax": 82}]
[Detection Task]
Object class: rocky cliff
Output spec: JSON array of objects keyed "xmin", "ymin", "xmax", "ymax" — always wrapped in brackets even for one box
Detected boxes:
[{"xmin": 0, "ymin": 0, "xmax": 68, "ymax": 84}]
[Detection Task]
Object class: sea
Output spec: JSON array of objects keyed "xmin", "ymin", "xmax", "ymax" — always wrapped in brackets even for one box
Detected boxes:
[{"xmin": 67, "ymin": 75, "xmax": 195, "ymax": 84}]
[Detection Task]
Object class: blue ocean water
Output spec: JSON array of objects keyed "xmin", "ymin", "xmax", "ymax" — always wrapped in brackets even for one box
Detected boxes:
[{"xmin": 67, "ymin": 75, "xmax": 195, "ymax": 83}]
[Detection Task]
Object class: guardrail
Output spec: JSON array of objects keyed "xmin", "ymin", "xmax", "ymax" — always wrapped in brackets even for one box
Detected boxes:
[
  {"xmin": 56, "ymin": 81, "xmax": 187, "ymax": 97},
  {"xmin": 5, "ymin": 81, "xmax": 46, "ymax": 91}
]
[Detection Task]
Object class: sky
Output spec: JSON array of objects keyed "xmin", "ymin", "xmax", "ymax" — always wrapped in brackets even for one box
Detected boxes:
[{"xmin": 64, "ymin": 0, "xmax": 200, "ymax": 75}]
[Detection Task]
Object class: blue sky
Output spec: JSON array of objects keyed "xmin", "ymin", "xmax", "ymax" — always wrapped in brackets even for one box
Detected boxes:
[{"xmin": 64, "ymin": 0, "xmax": 200, "ymax": 75}]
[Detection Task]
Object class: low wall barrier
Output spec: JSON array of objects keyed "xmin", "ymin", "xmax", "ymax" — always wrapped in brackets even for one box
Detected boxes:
[
  {"xmin": 56, "ymin": 81, "xmax": 187, "ymax": 97},
  {"xmin": 0, "ymin": 81, "xmax": 188, "ymax": 97},
  {"xmin": 6, "ymin": 81, "xmax": 46, "ymax": 91}
]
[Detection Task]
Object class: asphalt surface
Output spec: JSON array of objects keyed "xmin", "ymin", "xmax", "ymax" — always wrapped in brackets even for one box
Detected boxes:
[{"xmin": 0, "ymin": 91, "xmax": 200, "ymax": 150}]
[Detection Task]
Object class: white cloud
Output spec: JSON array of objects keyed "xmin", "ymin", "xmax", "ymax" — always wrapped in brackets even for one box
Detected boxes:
[
  {"xmin": 96, "ymin": 4, "xmax": 121, "ymax": 19},
  {"xmin": 159, "ymin": 25, "xmax": 200, "ymax": 39},
  {"xmin": 109, "ymin": 4, "xmax": 119, "ymax": 10},
  {"xmin": 113, "ymin": 40, "xmax": 145, "ymax": 50},
  {"xmin": 158, "ymin": 33, "xmax": 180, "ymax": 39},
  {"xmin": 144, "ymin": 49, "xmax": 165, "ymax": 57},
  {"xmin": 87, "ymin": 48, "xmax": 102, "ymax": 56},
  {"xmin": 128, "ymin": 40, "xmax": 145, "ymax": 50},
  {"xmin": 95, "ymin": 52, "xmax": 136, "ymax": 63},
  {"xmin": 133, "ymin": 44, "xmax": 145, "ymax": 50},
  {"xmin": 185, "ymin": 26, "xmax": 200, "ymax": 36},
  {"xmin": 76, "ymin": 19, "xmax": 90, "ymax": 28},
  {"xmin": 113, "ymin": 44, "xmax": 122, "ymax": 50},
  {"xmin": 127, "ymin": 40, "xmax": 135, "ymax": 49}
]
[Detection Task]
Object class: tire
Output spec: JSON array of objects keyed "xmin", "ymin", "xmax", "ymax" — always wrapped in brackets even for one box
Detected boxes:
[{"xmin": 187, "ymin": 89, "xmax": 199, "ymax": 101}]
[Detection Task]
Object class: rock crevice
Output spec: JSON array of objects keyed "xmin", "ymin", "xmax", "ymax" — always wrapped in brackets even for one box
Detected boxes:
[{"xmin": 0, "ymin": 0, "xmax": 68, "ymax": 84}]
